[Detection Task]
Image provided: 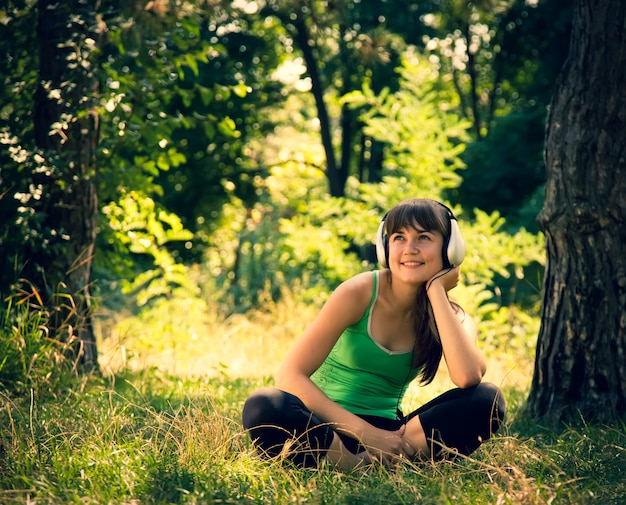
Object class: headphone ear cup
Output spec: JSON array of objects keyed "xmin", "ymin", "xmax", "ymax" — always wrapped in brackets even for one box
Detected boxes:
[
  {"xmin": 446, "ymin": 218, "xmax": 466, "ymax": 267},
  {"xmin": 375, "ymin": 220, "xmax": 388, "ymax": 268}
]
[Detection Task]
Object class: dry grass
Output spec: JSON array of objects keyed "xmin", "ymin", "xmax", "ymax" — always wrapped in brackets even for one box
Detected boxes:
[
  {"xmin": 97, "ymin": 293, "xmax": 535, "ymax": 422},
  {"xmin": 96, "ymin": 292, "xmax": 315, "ymax": 380}
]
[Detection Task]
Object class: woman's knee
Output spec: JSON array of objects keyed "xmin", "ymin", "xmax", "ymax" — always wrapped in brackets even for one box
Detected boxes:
[
  {"xmin": 241, "ymin": 388, "xmax": 332, "ymax": 467},
  {"xmin": 475, "ymin": 382, "xmax": 506, "ymax": 431},
  {"xmin": 242, "ymin": 387, "xmax": 285, "ymax": 429}
]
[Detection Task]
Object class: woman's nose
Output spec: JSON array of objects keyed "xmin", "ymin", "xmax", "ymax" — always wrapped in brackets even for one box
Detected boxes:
[{"xmin": 407, "ymin": 238, "xmax": 421, "ymax": 251}]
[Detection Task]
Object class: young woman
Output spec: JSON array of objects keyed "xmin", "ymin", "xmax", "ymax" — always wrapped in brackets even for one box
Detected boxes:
[{"xmin": 242, "ymin": 198, "xmax": 505, "ymax": 470}]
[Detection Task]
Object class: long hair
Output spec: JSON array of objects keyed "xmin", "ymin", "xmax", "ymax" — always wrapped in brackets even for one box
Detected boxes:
[{"xmin": 382, "ymin": 199, "xmax": 462, "ymax": 385}]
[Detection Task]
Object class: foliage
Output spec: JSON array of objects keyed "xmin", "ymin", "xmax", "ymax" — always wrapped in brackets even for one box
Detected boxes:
[
  {"xmin": 449, "ymin": 107, "xmax": 548, "ymax": 232},
  {"xmin": 1, "ymin": 1, "xmax": 561, "ymax": 397},
  {"xmin": 200, "ymin": 49, "xmax": 546, "ymax": 332},
  {"xmin": 261, "ymin": 0, "xmax": 417, "ymax": 195},
  {"xmin": 422, "ymin": 0, "xmax": 572, "ymax": 231},
  {"xmin": 343, "ymin": 49, "xmax": 470, "ymax": 194},
  {"xmin": 204, "ymin": 187, "xmax": 365, "ymax": 312},
  {"xmin": 423, "ymin": 0, "xmax": 571, "ymax": 136},
  {"xmin": 97, "ymin": 0, "xmax": 289, "ymax": 262},
  {"xmin": 0, "ymin": 0, "xmax": 105, "ymax": 334},
  {"xmin": 0, "ymin": 2, "xmax": 47, "ymax": 294},
  {"xmin": 0, "ymin": 1, "xmax": 288, "ymax": 305},
  {"xmin": 98, "ymin": 190, "xmax": 196, "ymax": 309},
  {"xmin": 1, "ymin": 0, "xmax": 560, "ymax": 317},
  {"xmin": 260, "ymin": 0, "xmax": 567, "ymax": 201}
]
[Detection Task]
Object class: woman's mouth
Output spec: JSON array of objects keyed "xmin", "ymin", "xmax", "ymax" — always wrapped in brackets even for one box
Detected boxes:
[{"xmin": 402, "ymin": 261, "xmax": 423, "ymax": 267}]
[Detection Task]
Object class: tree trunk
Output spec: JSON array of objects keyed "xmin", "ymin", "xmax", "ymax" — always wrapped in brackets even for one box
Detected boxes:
[
  {"xmin": 526, "ymin": 0, "xmax": 626, "ymax": 426},
  {"xmin": 367, "ymin": 139, "xmax": 384, "ymax": 184},
  {"xmin": 31, "ymin": 0, "xmax": 102, "ymax": 370},
  {"xmin": 290, "ymin": 17, "xmax": 344, "ymax": 197}
]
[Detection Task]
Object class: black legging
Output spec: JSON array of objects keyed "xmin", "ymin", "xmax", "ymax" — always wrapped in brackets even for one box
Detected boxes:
[{"xmin": 242, "ymin": 382, "xmax": 505, "ymax": 468}]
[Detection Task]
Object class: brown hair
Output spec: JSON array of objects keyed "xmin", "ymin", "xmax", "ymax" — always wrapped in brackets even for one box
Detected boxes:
[{"xmin": 383, "ymin": 199, "xmax": 461, "ymax": 385}]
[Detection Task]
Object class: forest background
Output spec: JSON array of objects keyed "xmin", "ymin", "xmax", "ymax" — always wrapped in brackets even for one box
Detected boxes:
[{"xmin": 1, "ymin": 1, "xmax": 624, "ymax": 504}]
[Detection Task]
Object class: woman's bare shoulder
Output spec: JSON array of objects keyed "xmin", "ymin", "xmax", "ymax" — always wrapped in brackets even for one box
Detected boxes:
[
  {"xmin": 324, "ymin": 270, "xmax": 377, "ymax": 314},
  {"xmin": 335, "ymin": 270, "xmax": 377, "ymax": 295}
]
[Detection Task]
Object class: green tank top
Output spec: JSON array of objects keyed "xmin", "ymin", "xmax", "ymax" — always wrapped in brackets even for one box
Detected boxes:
[{"xmin": 311, "ymin": 271, "xmax": 420, "ymax": 419}]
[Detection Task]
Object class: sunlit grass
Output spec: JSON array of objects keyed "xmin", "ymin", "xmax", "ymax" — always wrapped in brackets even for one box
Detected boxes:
[
  {"xmin": 97, "ymin": 292, "xmax": 534, "ymax": 387},
  {"xmin": 97, "ymin": 291, "xmax": 535, "ymax": 422},
  {"xmin": 1, "ymin": 294, "xmax": 624, "ymax": 504},
  {"xmin": 97, "ymin": 292, "xmax": 312, "ymax": 380}
]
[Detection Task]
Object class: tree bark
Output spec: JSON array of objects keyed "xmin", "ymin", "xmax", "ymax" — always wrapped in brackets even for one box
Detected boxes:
[
  {"xmin": 31, "ymin": 0, "xmax": 103, "ymax": 370},
  {"xmin": 526, "ymin": 0, "xmax": 626, "ymax": 425}
]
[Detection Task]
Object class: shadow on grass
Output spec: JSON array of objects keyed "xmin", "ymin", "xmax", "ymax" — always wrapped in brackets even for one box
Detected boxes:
[{"xmin": 501, "ymin": 389, "xmax": 626, "ymax": 505}]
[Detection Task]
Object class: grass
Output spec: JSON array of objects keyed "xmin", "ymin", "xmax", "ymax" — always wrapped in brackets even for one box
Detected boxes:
[{"xmin": 1, "ymin": 296, "xmax": 625, "ymax": 504}]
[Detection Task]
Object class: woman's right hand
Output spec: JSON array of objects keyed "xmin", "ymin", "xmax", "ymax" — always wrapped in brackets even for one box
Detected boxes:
[{"xmin": 360, "ymin": 425, "xmax": 416, "ymax": 468}]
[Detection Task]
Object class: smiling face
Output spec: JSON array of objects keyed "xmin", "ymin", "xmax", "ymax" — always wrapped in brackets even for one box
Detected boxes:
[
  {"xmin": 382, "ymin": 199, "xmax": 450, "ymax": 282},
  {"xmin": 387, "ymin": 224, "xmax": 444, "ymax": 282}
]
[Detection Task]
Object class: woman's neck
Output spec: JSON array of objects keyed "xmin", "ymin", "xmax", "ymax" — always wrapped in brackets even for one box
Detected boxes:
[{"xmin": 382, "ymin": 269, "xmax": 424, "ymax": 314}]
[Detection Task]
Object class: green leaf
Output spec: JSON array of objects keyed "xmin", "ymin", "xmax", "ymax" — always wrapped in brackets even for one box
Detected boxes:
[
  {"xmin": 167, "ymin": 148, "xmax": 186, "ymax": 167},
  {"xmin": 185, "ymin": 53, "xmax": 199, "ymax": 77},
  {"xmin": 232, "ymin": 83, "xmax": 249, "ymax": 98},
  {"xmin": 198, "ymin": 85, "xmax": 214, "ymax": 106},
  {"xmin": 156, "ymin": 154, "xmax": 170, "ymax": 171},
  {"xmin": 217, "ymin": 117, "xmax": 239, "ymax": 137},
  {"xmin": 204, "ymin": 121, "xmax": 216, "ymax": 138}
]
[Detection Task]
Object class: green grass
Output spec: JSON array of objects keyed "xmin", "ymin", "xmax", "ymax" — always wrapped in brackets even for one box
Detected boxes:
[
  {"xmin": 1, "ymin": 368, "xmax": 625, "ymax": 504},
  {"xmin": 1, "ymin": 295, "xmax": 625, "ymax": 504}
]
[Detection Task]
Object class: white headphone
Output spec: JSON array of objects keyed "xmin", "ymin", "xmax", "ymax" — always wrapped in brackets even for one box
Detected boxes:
[{"xmin": 375, "ymin": 201, "xmax": 466, "ymax": 269}]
